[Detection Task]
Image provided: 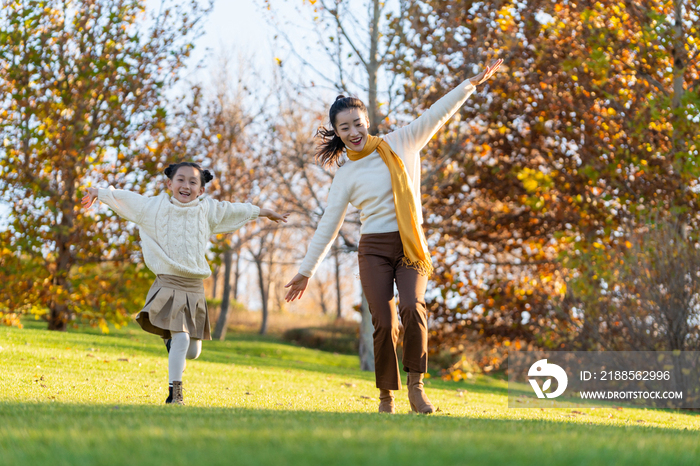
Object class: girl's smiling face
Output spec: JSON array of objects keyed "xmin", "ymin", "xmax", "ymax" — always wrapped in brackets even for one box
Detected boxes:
[
  {"xmin": 334, "ymin": 108, "xmax": 369, "ymax": 152},
  {"xmin": 167, "ymin": 166, "xmax": 205, "ymax": 203}
]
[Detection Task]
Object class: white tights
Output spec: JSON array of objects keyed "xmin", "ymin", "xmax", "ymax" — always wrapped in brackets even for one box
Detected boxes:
[{"xmin": 168, "ymin": 331, "xmax": 202, "ymax": 383}]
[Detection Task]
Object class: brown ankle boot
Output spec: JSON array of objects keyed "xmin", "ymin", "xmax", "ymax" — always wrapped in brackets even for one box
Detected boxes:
[
  {"xmin": 171, "ymin": 381, "xmax": 184, "ymax": 405},
  {"xmin": 378, "ymin": 389, "xmax": 395, "ymax": 414},
  {"xmin": 407, "ymin": 373, "xmax": 435, "ymax": 414}
]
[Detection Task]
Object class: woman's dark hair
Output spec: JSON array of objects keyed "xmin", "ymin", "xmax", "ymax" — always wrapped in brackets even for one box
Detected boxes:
[
  {"xmin": 164, "ymin": 162, "xmax": 214, "ymax": 186},
  {"xmin": 316, "ymin": 95, "xmax": 368, "ymax": 167}
]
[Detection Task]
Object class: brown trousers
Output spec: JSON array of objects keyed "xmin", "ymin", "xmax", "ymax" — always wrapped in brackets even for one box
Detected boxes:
[{"xmin": 358, "ymin": 231, "xmax": 429, "ymax": 390}]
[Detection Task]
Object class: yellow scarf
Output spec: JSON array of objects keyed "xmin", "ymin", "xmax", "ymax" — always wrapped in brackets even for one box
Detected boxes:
[{"xmin": 347, "ymin": 135, "xmax": 434, "ymax": 276}]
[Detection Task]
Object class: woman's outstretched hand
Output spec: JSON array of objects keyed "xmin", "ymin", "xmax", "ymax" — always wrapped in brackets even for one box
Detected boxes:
[
  {"xmin": 469, "ymin": 59, "xmax": 503, "ymax": 86},
  {"xmin": 260, "ymin": 208, "xmax": 290, "ymax": 224},
  {"xmin": 284, "ymin": 273, "xmax": 309, "ymax": 302},
  {"xmin": 81, "ymin": 187, "xmax": 99, "ymax": 210}
]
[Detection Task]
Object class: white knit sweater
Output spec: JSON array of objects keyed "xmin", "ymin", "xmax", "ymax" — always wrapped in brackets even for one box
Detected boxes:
[
  {"xmin": 298, "ymin": 78, "xmax": 476, "ymax": 278},
  {"xmin": 98, "ymin": 188, "xmax": 260, "ymax": 279}
]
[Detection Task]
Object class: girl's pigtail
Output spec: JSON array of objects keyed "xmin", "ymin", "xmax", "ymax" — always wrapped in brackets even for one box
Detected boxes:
[
  {"xmin": 202, "ymin": 170, "xmax": 214, "ymax": 185},
  {"xmin": 164, "ymin": 163, "xmax": 178, "ymax": 179}
]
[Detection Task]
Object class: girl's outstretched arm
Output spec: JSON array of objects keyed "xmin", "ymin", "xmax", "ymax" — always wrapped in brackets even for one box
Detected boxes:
[
  {"xmin": 259, "ymin": 208, "xmax": 290, "ymax": 224},
  {"xmin": 208, "ymin": 200, "xmax": 260, "ymax": 234},
  {"xmin": 80, "ymin": 186, "xmax": 147, "ymax": 225},
  {"xmin": 81, "ymin": 187, "xmax": 99, "ymax": 209}
]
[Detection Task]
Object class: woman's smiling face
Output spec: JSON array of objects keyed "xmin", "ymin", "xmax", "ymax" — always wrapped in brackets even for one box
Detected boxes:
[
  {"xmin": 167, "ymin": 166, "xmax": 205, "ymax": 203},
  {"xmin": 334, "ymin": 108, "xmax": 369, "ymax": 152}
]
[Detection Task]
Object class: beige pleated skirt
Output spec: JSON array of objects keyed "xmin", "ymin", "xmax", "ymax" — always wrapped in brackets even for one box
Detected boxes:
[{"xmin": 136, "ymin": 274, "xmax": 211, "ymax": 340}]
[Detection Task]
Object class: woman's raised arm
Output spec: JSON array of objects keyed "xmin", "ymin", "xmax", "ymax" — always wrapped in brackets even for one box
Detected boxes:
[{"xmin": 387, "ymin": 59, "xmax": 503, "ymax": 156}]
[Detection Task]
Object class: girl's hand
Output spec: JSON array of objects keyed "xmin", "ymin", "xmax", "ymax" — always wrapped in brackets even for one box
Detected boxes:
[
  {"xmin": 284, "ymin": 273, "xmax": 309, "ymax": 302},
  {"xmin": 469, "ymin": 59, "xmax": 503, "ymax": 86},
  {"xmin": 81, "ymin": 187, "xmax": 99, "ymax": 210},
  {"xmin": 260, "ymin": 208, "xmax": 290, "ymax": 224}
]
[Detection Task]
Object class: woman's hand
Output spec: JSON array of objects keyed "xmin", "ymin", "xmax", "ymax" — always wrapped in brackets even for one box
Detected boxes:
[
  {"xmin": 469, "ymin": 59, "xmax": 503, "ymax": 86},
  {"xmin": 81, "ymin": 187, "xmax": 99, "ymax": 210},
  {"xmin": 260, "ymin": 208, "xmax": 290, "ymax": 224},
  {"xmin": 284, "ymin": 273, "xmax": 309, "ymax": 302}
]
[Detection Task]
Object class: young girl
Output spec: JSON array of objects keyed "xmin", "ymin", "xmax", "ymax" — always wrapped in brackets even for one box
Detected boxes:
[
  {"xmin": 81, "ymin": 162, "xmax": 288, "ymax": 405},
  {"xmin": 285, "ymin": 60, "xmax": 502, "ymax": 414}
]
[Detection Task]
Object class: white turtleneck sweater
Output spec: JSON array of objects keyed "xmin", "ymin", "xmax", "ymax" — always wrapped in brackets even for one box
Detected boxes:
[
  {"xmin": 298, "ymin": 78, "xmax": 476, "ymax": 278},
  {"xmin": 98, "ymin": 188, "xmax": 260, "ymax": 279}
]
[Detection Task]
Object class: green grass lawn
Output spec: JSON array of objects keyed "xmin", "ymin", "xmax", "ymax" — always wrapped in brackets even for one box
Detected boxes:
[{"xmin": 1, "ymin": 322, "xmax": 699, "ymax": 466}]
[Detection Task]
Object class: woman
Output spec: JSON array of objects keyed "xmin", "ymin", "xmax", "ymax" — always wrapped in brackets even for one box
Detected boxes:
[{"xmin": 285, "ymin": 59, "xmax": 502, "ymax": 414}]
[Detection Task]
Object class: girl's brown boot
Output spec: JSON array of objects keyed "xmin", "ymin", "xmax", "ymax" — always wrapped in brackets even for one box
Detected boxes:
[
  {"xmin": 407, "ymin": 373, "xmax": 435, "ymax": 414},
  {"xmin": 378, "ymin": 389, "xmax": 395, "ymax": 413}
]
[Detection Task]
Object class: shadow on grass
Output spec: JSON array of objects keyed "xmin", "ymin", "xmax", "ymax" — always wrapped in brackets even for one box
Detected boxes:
[{"xmin": 1, "ymin": 401, "xmax": 699, "ymax": 466}]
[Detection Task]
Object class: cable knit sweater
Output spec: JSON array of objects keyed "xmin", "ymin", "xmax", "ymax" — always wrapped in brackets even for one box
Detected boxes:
[
  {"xmin": 298, "ymin": 78, "xmax": 476, "ymax": 278},
  {"xmin": 98, "ymin": 188, "xmax": 260, "ymax": 279}
]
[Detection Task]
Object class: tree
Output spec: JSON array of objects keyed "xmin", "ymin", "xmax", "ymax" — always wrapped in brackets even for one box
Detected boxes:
[
  {"xmin": 0, "ymin": 0, "xmax": 211, "ymax": 330},
  {"xmin": 262, "ymin": 83, "xmax": 363, "ymax": 328},
  {"xmin": 387, "ymin": 0, "xmax": 700, "ymax": 359},
  {"xmin": 246, "ymin": 224, "xmax": 281, "ymax": 335},
  {"xmin": 198, "ymin": 50, "xmax": 264, "ymax": 340},
  {"xmin": 568, "ymin": 218, "xmax": 700, "ymax": 352},
  {"xmin": 269, "ymin": 0, "xmax": 410, "ymax": 370}
]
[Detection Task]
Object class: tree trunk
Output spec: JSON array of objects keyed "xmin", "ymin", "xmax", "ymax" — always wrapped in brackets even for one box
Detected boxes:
[
  {"xmin": 47, "ymin": 288, "xmax": 70, "ymax": 331},
  {"xmin": 357, "ymin": 0, "xmax": 381, "ymax": 365},
  {"xmin": 358, "ymin": 289, "xmax": 375, "ymax": 371},
  {"xmin": 671, "ymin": 0, "xmax": 685, "ymax": 113},
  {"xmin": 671, "ymin": 0, "xmax": 687, "ymax": 196},
  {"xmin": 256, "ymin": 257, "xmax": 269, "ymax": 335},
  {"xmin": 212, "ymin": 248, "xmax": 233, "ymax": 340},
  {"xmin": 334, "ymin": 245, "xmax": 342, "ymax": 319},
  {"xmin": 367, "ymin": 0, "xmax": 381, "ymax": 135},
  {"xmin": 211, "ymin": 263, "xmax": 220, "ymax": 300},
  {"xmin": 317, "ymin": 280, "xmax": 329, "ymax": 315},
  {"xmin": 232, "ymin": 249, "xmax": 240, "ymax": 301},
  {"xmin": 48, "ymin": 230, "xmax": 73, "ymax": 331}
]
